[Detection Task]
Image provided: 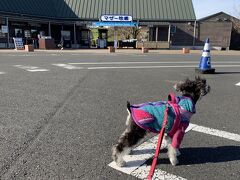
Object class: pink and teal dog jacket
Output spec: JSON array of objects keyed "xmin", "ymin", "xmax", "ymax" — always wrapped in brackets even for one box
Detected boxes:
[{"xmin": 129, "ymin": 96, "xmax": 195, "ymax": 134}]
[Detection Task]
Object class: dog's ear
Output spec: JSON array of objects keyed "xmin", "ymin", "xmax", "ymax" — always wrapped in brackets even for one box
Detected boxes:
[
  {"xmin": 195, "ymin": 76, "xmax": 206, "ymax": 83},
  {"xmin": 173, "ymin": 81, "xmax": 184, "ymax": 92},
  {"xmin": 195, "ymin": 76, "xmax": 201, "ymax": 81}
]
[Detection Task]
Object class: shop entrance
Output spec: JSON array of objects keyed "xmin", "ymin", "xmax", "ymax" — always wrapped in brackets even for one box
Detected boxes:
[{"xmin": 97, "ymin": 29, "xmax": 108, "ymax": 48}]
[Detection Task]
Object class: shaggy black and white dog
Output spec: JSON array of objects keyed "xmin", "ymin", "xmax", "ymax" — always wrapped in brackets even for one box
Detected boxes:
[{"xmin": 112, "ymin": 76, "xmax": 210, "ymax": 167}]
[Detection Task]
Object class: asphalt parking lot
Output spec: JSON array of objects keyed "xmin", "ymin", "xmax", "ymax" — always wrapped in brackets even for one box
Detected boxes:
[{"xmin": 0, "ymin": 50, "xmax": 239, "ymax": 179}]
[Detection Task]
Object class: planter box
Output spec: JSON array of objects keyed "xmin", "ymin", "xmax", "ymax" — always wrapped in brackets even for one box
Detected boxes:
[
  {"xmin": 25, "ymin": 45, "xmax": 34, "ymax": 52},
  {"xmin": 108, "ymin": 46, "xmax": 115, "ymax": 53},
  {"xmin": 142, "ymin": 47, "xmax": 149, "ymax": 53},
  {"xmin": 39, "ymin": 38, "xmax": 55, "ymax": 49},
  {"xmin": 182, "ymin": 48, "xmax": 190, "ymax": 54},
  {"xmin": 136, "ymin": 41, "xmax": 169, "ymax": 49}
]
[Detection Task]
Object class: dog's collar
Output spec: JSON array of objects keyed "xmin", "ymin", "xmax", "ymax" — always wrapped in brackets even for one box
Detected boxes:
[
  {"xmin": 180, "ymin": 95, "xmax": 194, "ymax": 103},
  {"xmin": 176, "ymin": 95, "xmax": 196, "ymax": 114}
]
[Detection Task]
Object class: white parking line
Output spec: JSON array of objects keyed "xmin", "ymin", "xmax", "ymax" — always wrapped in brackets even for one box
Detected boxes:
[
  {"xmin": 235, "ymin": 82, "xmax": 240, "ymax": 86},
  {"xmin": 89, "ymin": 65, "xmax": 197, "ymax": 69},
  {"xmin": 52, "ymin": 64, "xmax": 83, "ymax": 70},
  {"xmin": 0, "ymin": 72, "xmax": 6, "ymax": 75},
  {"xmin": 69, "ymin": 61, "xmax": 240, "ymax": 65},
  {"xmin": 132, "ymin": 165, "xmax": 187, "ymax": 180},
  {"xmin": 109, "ymin": 123, "xmax": 240, "ymax": 179},
  {"xmin": 70, "ymin": 62, "xmax": 199, "ymax": 65},
  {"xmin": 88, "ymin": 64, "xmax": 240, "ymax": 70},
  {"xmin": 109, "ymin": 135, "xmax": 187, "ymax": 179},
  {"xmin": 14, "ymin": 65, "xmax": 49, "ymax": 72},
  {"xmin": 186, "ymin": 123, "xmax": 240, "ymax": 142}
]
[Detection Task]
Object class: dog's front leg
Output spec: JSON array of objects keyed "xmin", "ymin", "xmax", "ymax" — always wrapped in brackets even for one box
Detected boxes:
[
  {"xmin": 163, "ymin": 134, "xmax": 172, "ymax": 146},
  {"xmin": 167, "ymin": 144, "xmax": 179, "ymax": 166}
]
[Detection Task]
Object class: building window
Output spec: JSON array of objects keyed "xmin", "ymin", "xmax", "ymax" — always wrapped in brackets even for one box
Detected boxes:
[
  {"xmin": 15, "ymin": 29, "xmax": 23, "ymax": 37},
  {"xmin": 0, "ymin": 29, "xmax": 6, "ymax": 38},
  {"xmin": 170, "ymin": 25, "xmax": 176, "ymax": 33}
]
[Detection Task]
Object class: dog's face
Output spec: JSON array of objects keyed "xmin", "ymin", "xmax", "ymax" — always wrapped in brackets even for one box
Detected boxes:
[{"xmin": 174, "ymin": 76, "xmax": 210, "ymax": 103}]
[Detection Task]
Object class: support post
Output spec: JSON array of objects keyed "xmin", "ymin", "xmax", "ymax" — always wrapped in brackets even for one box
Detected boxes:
[
  {"xmin": 114, "ymin": 27, "xmax": 117, "ymax": 49},
  {"xmin": 6, "ymin": 17, "xmax": 9, "ymax": 48},
  {"xmin": 48, "ymin": 22, "xmax": 51, "ymax": 37},
  {"xmin": 74, "ymin": 23, "xmax": 77, "ymax": 44},
  {"xmin": 168, "ymin": 24, "xmax": 171, "ymax": 43},
  {"xmin": 155, "ymin": 27, "xmax": 158, "ymax": 42},
  {"xmin": 193, "ymin": 20, "xmax": 197, "ymax": 46}
]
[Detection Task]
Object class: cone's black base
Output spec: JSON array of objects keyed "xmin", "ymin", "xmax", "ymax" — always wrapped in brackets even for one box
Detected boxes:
[{"xmin": 195, "ymin": 68, "xmax": 215, "ymax": 74}]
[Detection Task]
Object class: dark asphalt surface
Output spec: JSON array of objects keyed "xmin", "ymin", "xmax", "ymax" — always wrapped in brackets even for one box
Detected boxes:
[{"xmin": 0, "ymin": 51, "xmax": 239, "ymax": 180}]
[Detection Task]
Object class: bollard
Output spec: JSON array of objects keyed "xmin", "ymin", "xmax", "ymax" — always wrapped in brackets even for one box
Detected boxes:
[
  {"xmin": 25, "ymin": 45, "xmax": 34, "ymax": 52},
  {"xmin": 142, "ymin": 47, "xmax": 149, "ymax": 53},
  {"xmin": 182, "ymin": 48, "xmax": 190, "ymax": 54},
  {"xmin": 108, "ymin": 46, "xmax": 115, "ymax": 53}
]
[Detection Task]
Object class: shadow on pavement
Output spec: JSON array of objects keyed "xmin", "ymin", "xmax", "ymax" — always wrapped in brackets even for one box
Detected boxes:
[
  {"xmin": 178, "ymin": 146, "xmax": 240, "ymax": 165},
  {"xmin": 118, "ymin": 146, "xmax": 240, "ymax": 167},
  {"xmin": 214, "ymin": 72, "xmax": 240, "ymax": 75}
]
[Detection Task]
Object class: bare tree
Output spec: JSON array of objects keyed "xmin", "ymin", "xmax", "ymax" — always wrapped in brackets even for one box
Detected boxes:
[
  {"xmin": 232, "ymin": 5, "xmax": 240, "ymax": 32},
  {"xmin": 230, "ymin": 6, "xmax": 240, "ymax": 49},
  {"xmin": 117, "ymin": 27, "xmax": 141, "ymax": 40}
]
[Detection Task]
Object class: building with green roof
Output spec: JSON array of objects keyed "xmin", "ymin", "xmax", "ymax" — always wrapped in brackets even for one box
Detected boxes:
[{"xmin": 0, "ymin": 0, "xmax": 197, "ymax": 49}]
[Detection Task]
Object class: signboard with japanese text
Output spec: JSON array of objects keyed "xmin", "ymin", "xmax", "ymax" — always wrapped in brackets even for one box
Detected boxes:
[
  {"xmin": 92, "ymin": 21, "xmax": 137, "ymax": 27},
  {"xmin": 1, "ymin": 25, "xmax": 8, "ymax": 33},
  {"xmin": 13, "ymin": 37, "xmax": 24, "ymax": 50},
  {"xmin": 100, "ymin": 15, "xmax": 132, "ymax": 22}
]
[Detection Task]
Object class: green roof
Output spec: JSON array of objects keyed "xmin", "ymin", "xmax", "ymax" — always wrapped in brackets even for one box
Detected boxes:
[
  {"xmin": 0, "ymin": 0, "xmax": 196, "ymax": 21},
  {"xmin": 0, "ymin": 0, "xmax": 57, "ymax": 18}
]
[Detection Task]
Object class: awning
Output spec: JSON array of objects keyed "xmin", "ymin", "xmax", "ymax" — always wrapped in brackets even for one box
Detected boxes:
[{"xmin": 139, "ymin": 22, "xmax": 170, "ymax": 26}]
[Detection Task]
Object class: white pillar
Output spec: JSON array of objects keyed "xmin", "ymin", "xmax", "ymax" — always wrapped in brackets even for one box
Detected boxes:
[
  {"xmin": 155, "ymin": 27, "xmax": 158, "ymax": 41},
  {"xmin": 48, "ymin": 22, "xmax": 51, "ymax": 37},
  {"xmin": 193, "ymin": 20, "xmax": 197, "ymax": 46},
  {"xmin": 73, "ymin": 23, "xmax": 77, "ymax": 44},
  {"xmin": 114, "ymin": 27, "xmax": 117, "ymax": 48},
  {"xmin": 6, "ymin": 17, "xmax": 9, "ymax": 48},
  {"xmin": 168, "ymin": 24, "xmax": 171, "ymax": 43}
]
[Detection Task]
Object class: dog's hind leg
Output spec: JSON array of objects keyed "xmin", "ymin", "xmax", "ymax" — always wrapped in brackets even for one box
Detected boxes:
[
  {"xmin": 112, "ymin": 120, "xmax": 146, "ymax": 167},
  {"xmin": 125, "ymin": 109, "xmax": 131, "ymax": 126}
]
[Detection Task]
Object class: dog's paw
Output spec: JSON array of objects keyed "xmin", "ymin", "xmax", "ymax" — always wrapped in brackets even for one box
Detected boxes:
[
  {"xmin": 116, "ymin": 159, "xmax": 126, "ymax": 167},
  {"xmin": 169, "ymin": 157, "xmax": 179, "ymax": 166},
  {"xmin": 167, "ymin": 144, "xmax": 179, "ymax": 166}
]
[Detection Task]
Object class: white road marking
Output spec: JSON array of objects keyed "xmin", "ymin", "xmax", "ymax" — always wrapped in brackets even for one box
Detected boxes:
[
  {"xmin": 132, "ymin": 165, "xmax": 187, "ymax": 180},
  {"xmin": 52, "ymin": 64, "xmax": 83, "ymax": 70},
  {"xmin": 69, "ymin": 61, "xmax": 240, "ymax": 65},
  {"xmin": 235, "ymin": 82, "xmax": 240, "ymax": 86},
  {"xmin": 109, "ymin": 123, "xmax": 240, "ymax": 179},
  {"xmin": 0, "ymin": 72, "xmax": 6, "ymax": 75},
  {"xmin": 14, "ymin": 65, "xmax": 49, "ymax": 72},
  {"xmin": 88, "ymin": 65, "xmax": 196, "ymax": 69},
  {"xmin": 186, "ymin": 123, "xmax": 240, "ymax": 142},
  {"xmin": 88, "ymin": 64, "xmax": 240, "ymax": 70},
  {"xmin": 109, "ymin": 136, "xmax": 186, "ymax": 179}
]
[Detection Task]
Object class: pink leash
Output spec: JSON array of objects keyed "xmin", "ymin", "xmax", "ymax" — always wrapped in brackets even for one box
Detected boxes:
[{"xmin": 147, "ymin": 93, "xmax": 180, "ymax": 180}]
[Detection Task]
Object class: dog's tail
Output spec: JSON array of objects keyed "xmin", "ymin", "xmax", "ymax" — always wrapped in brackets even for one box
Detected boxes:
[{"xmin": 127, "ymin": 101, "xmax": 131, "ymax": 112}]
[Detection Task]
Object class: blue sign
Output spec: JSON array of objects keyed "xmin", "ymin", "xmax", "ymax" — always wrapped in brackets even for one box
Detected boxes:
[{"xmin": 92, "ymin": 21, "xmax": 138, "ymax": 27}]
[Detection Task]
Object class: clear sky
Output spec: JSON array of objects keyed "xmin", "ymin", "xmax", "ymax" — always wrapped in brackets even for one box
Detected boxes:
[{"xmin": 192, "ymin": 0, "xmax": 240, "ymax": 19}]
